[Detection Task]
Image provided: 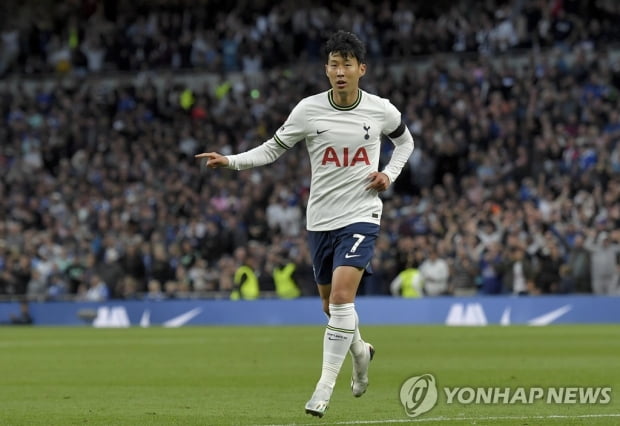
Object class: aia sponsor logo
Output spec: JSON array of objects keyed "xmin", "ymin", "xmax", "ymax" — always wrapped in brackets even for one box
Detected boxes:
[{"xmin": 321, "ymin": 147, "xmax": 370, "ymax": 166}]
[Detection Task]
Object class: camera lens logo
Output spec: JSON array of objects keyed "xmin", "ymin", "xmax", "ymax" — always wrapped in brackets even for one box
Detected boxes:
[{"xmin": 399, "ymin": 374, "xmax": 438, "ymax": 418}]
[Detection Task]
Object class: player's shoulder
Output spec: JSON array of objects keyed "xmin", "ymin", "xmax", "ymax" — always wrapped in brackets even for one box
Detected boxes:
[
  {"xmin": 360, "ymin": 89, "xmax": 394, "ymax": 109},
  {"xmin": 299, "ymin": 90, "xmax": 331, "ymax": 107},
  {"xmin": 360, "ymin": 89, "xmax": 386, "ymax": 102},
  {"xmin": 360, "ymin": 89, "xmax": 399, "ymax": 115}
]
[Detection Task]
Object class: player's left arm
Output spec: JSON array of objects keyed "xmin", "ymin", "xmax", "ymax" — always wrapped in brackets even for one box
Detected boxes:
[{"xmin": 367, "ymin": 102, "xmax": 414, "ymax": 191}]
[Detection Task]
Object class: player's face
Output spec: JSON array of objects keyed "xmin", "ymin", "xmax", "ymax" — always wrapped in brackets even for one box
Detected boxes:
[{"xmin": 325, "ymin": 52, "xmax": 366, "ymax": 95}]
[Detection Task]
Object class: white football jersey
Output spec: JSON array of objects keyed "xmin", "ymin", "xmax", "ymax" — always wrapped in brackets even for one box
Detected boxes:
[{"xmin": 227, "ymin": 89, "xmax": 413, "ymax": 231}]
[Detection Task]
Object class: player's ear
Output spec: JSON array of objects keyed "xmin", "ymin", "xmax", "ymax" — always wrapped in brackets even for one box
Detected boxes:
[
  {"xmin": 359, "ymin": 63, "xmax": 367, "ymax": 77},
  {"xmin": 325, "ymin": 63, "xmax": 329, "ymax": 77}
]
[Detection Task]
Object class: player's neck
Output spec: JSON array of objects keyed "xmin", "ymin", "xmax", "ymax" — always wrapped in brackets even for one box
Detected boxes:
[{"xmin": 331, "ymin": 88, "xmax": 360, "ymax": 108}]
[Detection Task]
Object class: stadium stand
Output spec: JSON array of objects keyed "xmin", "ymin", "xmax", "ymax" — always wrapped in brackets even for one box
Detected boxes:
[{"xmin": 1, "ymin": 0, "xmax": 619, "ymax": 301}]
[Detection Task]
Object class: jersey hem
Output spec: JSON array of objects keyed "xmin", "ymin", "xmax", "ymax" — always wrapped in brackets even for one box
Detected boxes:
[{"xmin": 306, "ymin": 218, "xmax": 381, "ymax": 232}]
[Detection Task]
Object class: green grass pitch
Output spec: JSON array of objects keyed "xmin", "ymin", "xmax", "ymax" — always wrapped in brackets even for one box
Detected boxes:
[{"xmin": 1, "ymin": 325, "xmax": 619, "ymax": 425}]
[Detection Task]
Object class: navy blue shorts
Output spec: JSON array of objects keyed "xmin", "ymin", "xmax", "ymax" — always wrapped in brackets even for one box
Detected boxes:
[{"xmin": 307, "ymin": 222, "xmax": 380, "ymax": 285}]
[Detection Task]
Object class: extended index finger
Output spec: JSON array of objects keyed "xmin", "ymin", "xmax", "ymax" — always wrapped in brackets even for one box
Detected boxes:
[{"xmin": 194, "ymin": 152, "xmax": 214, "ymax": 159}]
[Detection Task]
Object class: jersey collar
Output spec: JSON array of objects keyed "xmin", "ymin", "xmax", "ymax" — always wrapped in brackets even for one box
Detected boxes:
[{"xmin": 328, "ymin": 89, "xmax": 362, "ymax": 111}]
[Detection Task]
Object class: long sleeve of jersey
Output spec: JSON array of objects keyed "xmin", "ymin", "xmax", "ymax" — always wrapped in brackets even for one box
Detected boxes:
[
  {"xmin": 381, "ymin": 125, "xmax": 415, "ymax": 184},
  {"xmin": 226, "ymin": 138, "xmax": 287, "ymax": 170}
]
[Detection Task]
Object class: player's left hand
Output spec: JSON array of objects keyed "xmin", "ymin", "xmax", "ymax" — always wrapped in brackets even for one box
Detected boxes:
[{"xmin": 365, "ymin": 172, "xmax": 390, "ymax": 192}]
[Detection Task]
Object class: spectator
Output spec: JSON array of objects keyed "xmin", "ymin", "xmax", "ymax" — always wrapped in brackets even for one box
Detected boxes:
[
  {"xmin": 418, "ymin": 246, "xmax": 451, "ymax": 296},
  {"xmin": 145, "ymin": 279, "xmax": 166, "ymax": 301},
  {"xmin": 265, "ymin": 191, "xmax": 303, "ymax": 238},
  {"xmin": 119, "ymin": 243, "xmax": 146, "ymax": 291},
  {"xmin": 449, "ymin": 245, "xmax": 479, "ymax": 296},
  {"xmin": 47, "ymin": 273, "xmax": 69, "ymax": 301},
  {"xmin": 112, "ymin": 276, "xmax": 137, "ymax": 300},
  {"xmin": 535, "ymin": 240, "xmax": 563, "ymax": 294},
  {"xmin": 478, "ymin": 244, "xmax": 505, "ymax": 295},
  {"xmin": 99, "ymin": 248, "xmax": 125, "ymax": 298},
  {"xmin": 500, "ymin": 246, "xmax": 537, "ymax": 295},
  {"xmin": 188, "ymin": 258, "xmax": 212, "ymax": 293},
  {"xmin": 585, "ymin": 230, "xmax": 620, "ymax": 295},
  {"xmin": 150, "ymin": 243, "xmax": 174, "ymax": 285},
  {"xmin": 390, "ymin": 262, "xmax": 423, "ymax": 298},
  {"xmin": 26, "ymin": 269, "xmax": 47, "ymax": 300},
  {"xmin": 82, "ymin": 274, "xmax": 109, "ymax": 302}
]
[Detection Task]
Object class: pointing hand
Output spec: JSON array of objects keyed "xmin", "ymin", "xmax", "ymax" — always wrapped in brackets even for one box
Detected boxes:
[{"xmin": 195, "ymin": 152, "xmax": 229, "ymax": 168}]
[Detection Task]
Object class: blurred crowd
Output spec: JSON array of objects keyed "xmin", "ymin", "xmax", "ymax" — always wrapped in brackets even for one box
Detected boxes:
[
  {"xmin": 2, "ymin": 0, "xmax": 620, "ymax": 77},
  {"xmin": 1, "ymin": 0, "xmax": 620, "ymax": 302}
]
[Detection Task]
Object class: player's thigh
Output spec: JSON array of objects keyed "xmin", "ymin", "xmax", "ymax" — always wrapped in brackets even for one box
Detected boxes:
[
  {"xmin": 330, "ymin": 222, "xmax": 380, "ymax": 302},
  {"xmin": 333, "ymin": 222, "xmax": 379, "ymax": 272},
  {"xmin": 307, "ymin": 230, "xmax": 334, "ymax": 285}
]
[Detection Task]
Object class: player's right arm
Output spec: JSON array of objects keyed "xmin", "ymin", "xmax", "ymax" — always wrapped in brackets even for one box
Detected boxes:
[
  {"xmin": 195, "ymin": 100, "xmax": 308, "ymax": 171},
  {"xmin": 225, "ymin": 138, "xmax": 289, "ymax": 170},
  {"xmin": 194, "ymin": 139, "xmax": 287, "ymax": 171}
]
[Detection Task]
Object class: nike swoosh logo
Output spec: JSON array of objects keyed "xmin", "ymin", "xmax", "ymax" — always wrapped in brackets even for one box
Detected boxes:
[
  {"xmin": 344, "ymin": 253, "xmax": 361, "ymax": 258},
  {"xmin": 163, "ymin": 308, "xmax": 203, "ymax": 328},
  {"xmin": 316, "ymin": 129, "xmax": 329, "ymax": 134},
  {"xmin": 527, "ymin": 305, "xmax": 572, "ymax": 326}
]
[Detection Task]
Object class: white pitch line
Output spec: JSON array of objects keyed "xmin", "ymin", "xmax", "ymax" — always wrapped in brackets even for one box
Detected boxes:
[{"xmin": 261, "ymin": 413, "xmax": 620, "ymax": 426}]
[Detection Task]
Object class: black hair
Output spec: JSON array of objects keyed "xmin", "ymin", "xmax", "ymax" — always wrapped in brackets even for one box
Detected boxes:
[{"xmin": 324, "ymin": 30, "xmax": 366, "ymax": 64}]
